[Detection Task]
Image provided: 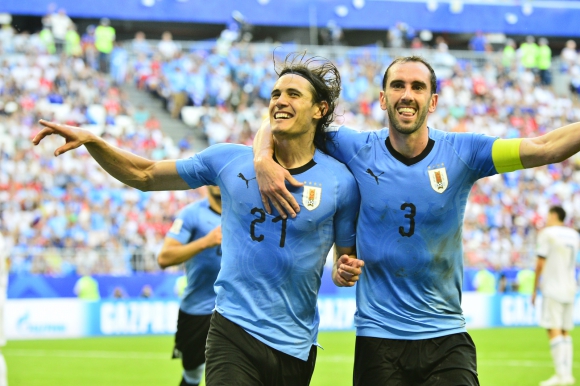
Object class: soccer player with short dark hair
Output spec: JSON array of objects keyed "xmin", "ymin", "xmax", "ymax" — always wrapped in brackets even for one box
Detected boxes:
[
  {"xmin": 33, "ymin": 52, "xmax": 363, "ymax": 385},
  {"xmin": 533, "ymin": 206, "xmax": 580, "ymax": 386},
  {"xmin": 254, "ymin": 55, "xmax": 580, "ymax": 385},
  {"xmin": 157, "ymin": 185, "xmax": 222, "ymax": 386}
]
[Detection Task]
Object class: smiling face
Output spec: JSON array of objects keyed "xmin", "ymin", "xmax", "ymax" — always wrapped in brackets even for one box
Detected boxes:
[
  {"xmin": 380, "ymin": 61, "xmax": 438, "ymax": 136},
  {"xmin": 269, "ymin": 74, "xmax": 326, "ymax": 139}
]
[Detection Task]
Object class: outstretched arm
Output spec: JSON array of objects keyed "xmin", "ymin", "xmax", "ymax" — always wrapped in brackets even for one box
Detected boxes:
[
  {"xmin": 521, "ymin": 121, "xmax": 580, "ymax": 168},
  {"xmin": 332, "ymin": 246, "xmax": 364, "ymax": 287},
  {"xmin": 32, "ymin": 120, "xmax": 190, "ymax": 191},
  {"xmin": 253, "ymin": 119, "xmax": 303, "ymax": 218},
  {"xmin": 158, "ymin": 226, "xmax": 222, "ymax": 269}
]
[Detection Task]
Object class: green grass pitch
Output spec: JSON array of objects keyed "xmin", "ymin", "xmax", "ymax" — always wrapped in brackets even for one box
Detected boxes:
[{"xmin": 5, "ymin": 327, "xmax": 579, "ymax": 385}]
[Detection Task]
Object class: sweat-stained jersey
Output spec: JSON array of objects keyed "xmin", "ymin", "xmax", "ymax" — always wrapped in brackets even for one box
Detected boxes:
[
  {"xmin": 326, "ymin": 126, "xmax": 497, "ymax": 340},
  {"xmin": 537, "ymin": 225, "xmax": 580, "ymax": 303},
  {"xmin": 176, "ymin": 143, "xmax": 360, "ymax": 360},
  {"xmin": 166, "ymin": 199, "xmax": 222, "ymax": 315}
]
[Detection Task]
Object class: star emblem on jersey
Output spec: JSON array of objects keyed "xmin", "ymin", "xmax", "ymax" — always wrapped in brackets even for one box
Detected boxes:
[
  {"xmin": 427, "ymin": 164, "xmax": 448, "ymax": 193},
  {"xmin": 302, "ymin": 182, "xmax": 322, "ymax": 211}
]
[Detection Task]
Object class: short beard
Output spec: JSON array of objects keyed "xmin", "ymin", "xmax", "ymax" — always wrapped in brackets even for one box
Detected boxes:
[{"xmin": 386, "ymin": 100, "xmax": 430, "ymax": 135}]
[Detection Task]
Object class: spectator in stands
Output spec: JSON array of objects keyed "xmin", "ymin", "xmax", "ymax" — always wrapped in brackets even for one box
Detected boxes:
[
  {"xmin": 537, "ymin": 38, "xmax": 552, "ymax": 86},
  {"xmin": 74, "ymin": 270, "xmax": 100, "ymax": 300},
  {"xmin": 64, "ymin": 23, "xmax": 82, "ymax": 58},
  {"xmin": 515, "ymin": 267, "xmax": 535, "ymax": 295},
  {"xmin": 473, "ymin": 266, "xmax": 497, "ymax": 294},
  {"xmin": 39, "ymin": 24, "xmax": 55, "ymax": 54},
  {"xmin": 561, "ymin": 40, "xmax": 577, "ymax": 72},
  {"xmin": 435, "ymin": 36, "xmax": 448, "ymax": 52},
  {"xmin": 519, "ymin": 35, "xmax": 539, "ymax": 73},
  {"xmin": 131, "ymin": 31, "xmax": 151, "ymax": 57},
  {"xmin": 95, "ymin": 18, "xmax": 115, "ymax": 73},
  {"xmin": 110, "ymin": 42, "xmax": 128, "ymax": 86},
  {"xmin": 502, "ymin": 38, "xmax": 517, "ymax": 72},
  {"xmin": 81, "ymin": 25, "xmax": 98, "ymax": 70},
  {"xmin": 158, "ymin": 31, "xmax": 179, "ymax": 61},
  {"xmin": 49, "ymin": 8, "xmax": 72, "ymax": 54},
  {"xmin": 468, "ymin": 30, "xmax": 488, "ymax": 52}
]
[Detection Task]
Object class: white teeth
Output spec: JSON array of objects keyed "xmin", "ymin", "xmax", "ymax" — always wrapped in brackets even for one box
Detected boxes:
[
  {"xmin": 275, "ymin": 113, "xmax": 292, "ymax": 119},
  {"xmin": 398, "ymin": 107, "xmax": 415, "ymax": 114}
]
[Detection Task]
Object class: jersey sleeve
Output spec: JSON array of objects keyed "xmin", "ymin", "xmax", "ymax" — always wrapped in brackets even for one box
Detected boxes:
[
  {"xmin": 324, "ymin": 125, "xmax": 378, "ymax": 164},
  {"xmin": 333, "ymin": 170, "xmax": 360, "ymax": 247},
  {"xmin": 449, "ymin": 132, "xmax": 498, "ymax": 179},
  {"xmin": 166, "ymin": 203, "xmax": 200, "ymax": 245},
  {"xmin": 176, "ymin": 143, "xmax": 237, "ymax": 189}
]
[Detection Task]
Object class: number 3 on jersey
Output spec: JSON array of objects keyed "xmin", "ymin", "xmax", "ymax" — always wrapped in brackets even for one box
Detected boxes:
[
  {"xmin": 250, "ymin": 207, "xmax": 287, "ymax": 247},
  {"xmin": 399, "ymin": 203, "xmax": 416, "ymax": 237}
]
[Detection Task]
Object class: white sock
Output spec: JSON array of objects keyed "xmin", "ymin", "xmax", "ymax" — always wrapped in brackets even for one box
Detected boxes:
[
  {"xmin": 0, "ymin": 351, "xmax": 7, "ymax": 386},
  {"xmin": 550, "ymin": 336, "xmax": 565, "ymax": 378},
  {"xmin": 563, "ymin": 336, "xmax": 573, "ymax": 378}
]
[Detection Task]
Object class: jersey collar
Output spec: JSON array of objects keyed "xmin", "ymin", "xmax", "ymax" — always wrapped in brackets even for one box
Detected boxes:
[{"xmin": 385, "ymin": 135, "xmax": 435, "ymax": 166}]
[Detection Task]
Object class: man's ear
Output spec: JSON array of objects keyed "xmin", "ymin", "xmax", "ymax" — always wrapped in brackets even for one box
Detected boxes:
[{"xmin": 315, "ymin": 101, "xmax": 329, "ymax": 119}]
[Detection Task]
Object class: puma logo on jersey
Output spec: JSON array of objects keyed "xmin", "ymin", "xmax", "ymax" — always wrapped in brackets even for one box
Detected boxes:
[
  {"xmin": 366, "ymin": 169, "xmax": 384, "ymax": 185},
  {"xmin": 237, "ymin": 173, "xmax": 256, "ymax": 188}
]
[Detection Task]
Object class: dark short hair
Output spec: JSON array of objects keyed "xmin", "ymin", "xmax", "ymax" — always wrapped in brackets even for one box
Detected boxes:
[
  {"xmin": 274, "ymin": 52, "xmax": 341, "ymax": 153},
  {"xmin": 549, "ymin": 206, "xmax": 566, "ymax": 222},
  {"xmin": 382, "ymin": 56, "xmax": 437, "ymax": 95}
]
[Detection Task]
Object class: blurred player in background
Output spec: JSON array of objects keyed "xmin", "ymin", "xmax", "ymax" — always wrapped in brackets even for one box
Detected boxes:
[
  {"xmin": 32, "ymin": 52, "xmax": 363, "ymax": 385},
  {"xmin": 254, "ymin": 55, "xmax": 580, "ymax": 385},
  {"xmin": 0, "ymin": 231, "xmax": 8, "ymax": 386},
  {"xmin": 157, "ymin": 186, "xmax": 222, "ymax": 386},
  {"xmin": 532, "ymin": 206, "xmax": 580, "ymax": 386}
]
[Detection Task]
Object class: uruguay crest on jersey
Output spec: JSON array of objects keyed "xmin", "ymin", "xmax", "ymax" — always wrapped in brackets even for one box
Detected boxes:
[
  {"xmin": 427, "ymin": 164, "xmax": 448, "ymax": 193},
  {"xmin": 302, "ymin": 183, "xmax": 322, "ymax": 210}
]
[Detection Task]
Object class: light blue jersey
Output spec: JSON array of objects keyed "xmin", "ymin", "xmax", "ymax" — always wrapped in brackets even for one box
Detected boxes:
[
  {"xmin": 176, "ymin": 143, "xmax": 359, "ymax": 360},
  {"xmin": 327, "ymin": 126, "xmax": 497, "ymax": 339},
  {"xmin": 166, "ymin": 199, "xmax": 221, "ymax": 315}
]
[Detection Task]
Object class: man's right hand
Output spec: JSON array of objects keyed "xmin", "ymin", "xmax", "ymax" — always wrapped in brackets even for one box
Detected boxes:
[
  {"xmin": 204, "ymin": 226, "xmax": 222, "ymax": 248},
  {"xmin": 33, "ymin": 120, "xmax": 95, "ymax": 157},
  {"xmin": 254, "ymin": 155, "xmax": 303, "ymax": 218}
]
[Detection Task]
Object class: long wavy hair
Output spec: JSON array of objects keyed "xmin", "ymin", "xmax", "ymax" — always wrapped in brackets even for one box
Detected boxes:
[{"xmin": 274, "ymin": 52, "xmax": 341, "ymax": 154}]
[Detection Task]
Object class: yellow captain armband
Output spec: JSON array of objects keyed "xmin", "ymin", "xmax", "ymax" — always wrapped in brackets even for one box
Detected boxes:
[{"xmin": 491, "ymin": 138, "xmax": 524, "ymax": 173}]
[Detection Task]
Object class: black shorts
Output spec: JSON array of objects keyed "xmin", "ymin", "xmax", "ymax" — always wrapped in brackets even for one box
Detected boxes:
[
  {"xmin": 205, "ymin": 311, "xmax": 317, "ymax": 386},
  {"xmin": 353, "ymin": 332, "xmax": 479, "ymax": 386},
  {"xmin": 172, "ymin": 309, "xmax": 212, "ymax": 370}
]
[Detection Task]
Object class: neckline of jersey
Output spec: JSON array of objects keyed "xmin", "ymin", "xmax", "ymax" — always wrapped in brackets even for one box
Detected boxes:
[
  {"xmin": 384, "ymin": 136, "xmax": 435, "ymax": 166},
  {"xmin": 272, "ymin": 154, "xmax": 317, "ymax": 175}
]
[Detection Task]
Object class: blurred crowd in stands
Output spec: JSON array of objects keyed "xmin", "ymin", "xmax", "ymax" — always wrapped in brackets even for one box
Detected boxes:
[{"xmin": 1, "ymin": 19, "xmax": 580, "ymax": 285}]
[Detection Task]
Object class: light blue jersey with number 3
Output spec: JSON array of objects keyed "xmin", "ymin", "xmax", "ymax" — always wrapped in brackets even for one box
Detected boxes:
[
  {"xmin": 326, "ymin": 126, "xmax": 497, "ymax": 340},
  {"xmin": 176, "ymin": 143, "xmax": 359, "ymax": 360}
]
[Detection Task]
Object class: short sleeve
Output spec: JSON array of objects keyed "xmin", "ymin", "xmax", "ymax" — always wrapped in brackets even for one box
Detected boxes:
[
  {"xmin": 176, "ymin": 143, "xmax": 236, "ymax": 189},
  {"xmin": 325, "ymin": 125, "xmax": 381, "ymax": 165},
  {"xmin": 333, "ymin": 171, "xmax": 360, "ymax": 247},
  {"xmin": 449, "ymin": 133, "xmax": 498, "ymax": 179},
  {"xmin": 166, "ymin": 204, "xmax": 200, "ymax": 244}
]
